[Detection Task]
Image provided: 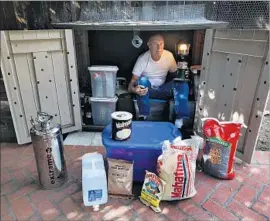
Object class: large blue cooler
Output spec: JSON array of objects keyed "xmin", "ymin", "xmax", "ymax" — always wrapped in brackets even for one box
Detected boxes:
[{"xmin": 102, "ymin": 121, "xmax": 181, "ymax": 182}]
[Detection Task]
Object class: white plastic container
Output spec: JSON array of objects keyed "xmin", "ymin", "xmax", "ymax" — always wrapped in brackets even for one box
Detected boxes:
[
  {"xmin": 88, "ymin": 66, "xmax": 119, "ymax": 98},
  {"xmin": 82, "ymin": 153, "xmax": 108, "ymax": 211},
  {"xmin": 89, "ymin": 96, "xmax": 118, "ymax": 126}
]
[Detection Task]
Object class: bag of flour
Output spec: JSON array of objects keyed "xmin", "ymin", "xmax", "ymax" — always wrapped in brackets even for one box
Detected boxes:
[
  {"xmin": 107, "ymin": 158, "xmax": 134, "ymax": 197},
  {"xmin": 157, "ymin": 136, "xmax": 202, "ymax": 201}
]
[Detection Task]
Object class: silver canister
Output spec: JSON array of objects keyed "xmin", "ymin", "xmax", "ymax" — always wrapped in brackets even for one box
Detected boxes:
[{"xmin": 30, "ymin": 112, "xmax": 67, "ymax": 190}]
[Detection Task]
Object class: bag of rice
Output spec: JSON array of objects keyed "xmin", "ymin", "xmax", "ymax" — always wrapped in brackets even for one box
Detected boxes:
[
  {"xmin": 202, "ymin": 118, "xmax": 241, "ymax": 179},
  {"xmin": 139, "ymin": 171, "xmax": 166, "ymax": 213},
  {"xmin": 107, "ymin": 158, "xmax": 134, "ymax": 198},
  {"xmin": 157, "ymin": 136, "xmax": 202, "ymax": 201}
]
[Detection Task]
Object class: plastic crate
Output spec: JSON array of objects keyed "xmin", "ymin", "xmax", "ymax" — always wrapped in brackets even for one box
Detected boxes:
[
  {"xmin": 88, "ymin": 66, "xmax": 118, "ymax": 98},
  {"xmin": 90, "ymin": 97, "xmax": 118, "ymax": 126}
]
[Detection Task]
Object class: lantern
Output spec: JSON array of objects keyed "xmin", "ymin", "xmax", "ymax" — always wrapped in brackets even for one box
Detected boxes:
[{"xmin": 175, "ymin": 41, "xmax": 191, "ymax": 79}]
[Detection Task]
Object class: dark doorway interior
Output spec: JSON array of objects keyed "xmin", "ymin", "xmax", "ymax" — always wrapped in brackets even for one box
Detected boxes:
[{"xmin": 88, "ymin": 30, "xmax": 194, "ymax": 82}]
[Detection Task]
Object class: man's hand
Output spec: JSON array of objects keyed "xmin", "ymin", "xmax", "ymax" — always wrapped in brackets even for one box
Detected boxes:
[
  {"xmin": 134, "ymin": 86, "xmax": 148, "ymax": 96},
  {"xmin": 128, "ymin": 74, "xmax": 148, "ymax": 96}
]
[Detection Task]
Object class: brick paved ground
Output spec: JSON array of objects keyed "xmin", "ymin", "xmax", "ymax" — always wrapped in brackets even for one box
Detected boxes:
[{"xmin": 1, "ymin": 143, "xmax": 269, "ymax": 221}]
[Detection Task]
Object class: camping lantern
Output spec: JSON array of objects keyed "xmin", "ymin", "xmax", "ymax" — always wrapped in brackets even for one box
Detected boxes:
[
  {"xmin": 176, "ymin": 42, "xmax": 190, "ymax": 56},
  {"xmin": 175, "ymin": 41, "xmax": 191, "ymax": 80}
]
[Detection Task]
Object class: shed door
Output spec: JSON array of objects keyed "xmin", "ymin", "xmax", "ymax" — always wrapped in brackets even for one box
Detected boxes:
[
  {"xmin": 194, "ymin": 29, "xmax": 269, "ymax": 163},
  {"xmin": 1, "ymin": 30, "xmax": 82, "ymax": 144}
]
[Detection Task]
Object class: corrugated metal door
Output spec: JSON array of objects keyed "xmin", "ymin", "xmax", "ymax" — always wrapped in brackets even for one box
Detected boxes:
[
  {"xmin": 194, "ymin": 29, "xmax": 269, "ymax": 163},
  {"xmin": 1, "ymin": 30, "xmax": 82, "ymax": 144}
]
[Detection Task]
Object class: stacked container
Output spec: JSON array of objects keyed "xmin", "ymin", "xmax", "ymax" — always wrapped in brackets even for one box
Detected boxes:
[{"xmin": 88, "ymin": 66, "xmax": 119, "ymax": 126}]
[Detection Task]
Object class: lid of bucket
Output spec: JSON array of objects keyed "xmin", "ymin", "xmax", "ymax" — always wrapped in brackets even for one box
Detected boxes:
[
  {"xmin": 111, "ymin": 111, "xmax": 133, "ymax": 121},
  {"xmin": 89, "ymin": 96, "xmax": 118, "ymax": 103},
  {"xmin": 88, "ymin": 66, "xmax": 119, "ymax": 72}
]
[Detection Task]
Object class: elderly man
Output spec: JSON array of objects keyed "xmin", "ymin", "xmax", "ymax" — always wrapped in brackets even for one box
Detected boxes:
[{"xmin": 128, "ymin": 34, "xmax": 189, "ymax": 128}]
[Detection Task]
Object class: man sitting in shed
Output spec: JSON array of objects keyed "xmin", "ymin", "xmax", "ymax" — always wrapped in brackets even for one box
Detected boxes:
[{"xmin": 128, "ymin": 34, "xmax": 189, "ymax": 128}]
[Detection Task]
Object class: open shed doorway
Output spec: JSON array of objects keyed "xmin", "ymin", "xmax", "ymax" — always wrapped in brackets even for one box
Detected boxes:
[
  {"xmin": 79, "ymin": 30, "xmax": 205, "ymax": 133},
  {"xmin": 87, "ymin": 30, "xmax": 201, "ymax": 83}
]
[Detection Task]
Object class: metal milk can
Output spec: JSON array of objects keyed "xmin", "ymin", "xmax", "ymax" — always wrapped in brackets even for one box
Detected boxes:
[{"xmin": 30, "ymin": 112, "xmax": 67, "ymax": 189}]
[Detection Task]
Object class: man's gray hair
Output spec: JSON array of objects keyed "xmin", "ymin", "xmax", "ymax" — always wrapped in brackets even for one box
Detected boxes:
[{"xmin": 148, "ymin": 34, "xmax": 164, "ymax": 44}]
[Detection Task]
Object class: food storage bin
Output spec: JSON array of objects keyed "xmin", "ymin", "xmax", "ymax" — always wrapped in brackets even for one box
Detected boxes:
[
  {"xmin": 102, "ymin": 121, "xmax": 181, "ymax": 182},
  {"xmin": 90, "ymin": 96, "xmax": 118, "ymax": 126},
  {"xmin": 88, "ymin": 66, "xmax": 119, "ymax": 98}
]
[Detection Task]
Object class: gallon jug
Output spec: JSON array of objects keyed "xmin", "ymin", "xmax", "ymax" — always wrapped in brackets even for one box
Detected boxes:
[
  {"xmin": 82, "ymin": 153, "xmax": 108, "ymax": 211},
  {"xmin": 30, "ymin": 112, "xmax": 67, "ymax": 190}
]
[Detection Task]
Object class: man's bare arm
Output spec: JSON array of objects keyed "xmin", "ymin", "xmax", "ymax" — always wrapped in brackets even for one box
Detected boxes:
[
  {"xmin": 169, "ymin": 58, "xmax": 178, "ymax": 73},
  {"xmin": 168, "ymin": 57, "xmax": 178, "ymax": 79},
  {"xmin": 128, "ymin": 75, "xmax": 139, "ymax": 93}
]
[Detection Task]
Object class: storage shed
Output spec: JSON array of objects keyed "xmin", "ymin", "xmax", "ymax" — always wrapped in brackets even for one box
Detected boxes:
[{"xmin": 1, "ymin": 1, "xmax": 269, "ymax": 163}]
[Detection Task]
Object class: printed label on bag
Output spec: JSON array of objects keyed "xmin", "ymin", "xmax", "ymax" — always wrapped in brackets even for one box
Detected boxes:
[{"xmin": 88, "ymin": 189, "xmax": 102, "ymax": 202}]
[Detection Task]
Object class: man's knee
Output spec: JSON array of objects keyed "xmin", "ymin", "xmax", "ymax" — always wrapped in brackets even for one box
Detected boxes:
[{"xmin": 174, "ymin": 81, "xmax": 189, "ymax": 92}]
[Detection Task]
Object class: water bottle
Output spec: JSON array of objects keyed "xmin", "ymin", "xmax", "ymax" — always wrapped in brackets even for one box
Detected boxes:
[
  {"xmin": 83, "ymin": 96, "xmax": 92, "ymax": 125},
  {"xmin": 137, "ymin": 76, "xmax": 151, "ymax": 89},
  {"xmin": 82, "ymin": 153, "xmax": 108, "ymax": 211}
]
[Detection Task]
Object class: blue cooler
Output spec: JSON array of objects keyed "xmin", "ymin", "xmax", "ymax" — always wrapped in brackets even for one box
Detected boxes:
[{"xmin": 102, "ymin": 121, "xmax": 181, "ymax": 182}]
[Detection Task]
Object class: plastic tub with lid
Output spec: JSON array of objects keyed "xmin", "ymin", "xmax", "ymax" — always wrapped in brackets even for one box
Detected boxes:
[
  {"xmin": 90, "ymin": 96, "xmax": 118, "ymax": 126},
  {"xmin": 88, "ymin": 66, "xmax": 119, "ymax": 98}
]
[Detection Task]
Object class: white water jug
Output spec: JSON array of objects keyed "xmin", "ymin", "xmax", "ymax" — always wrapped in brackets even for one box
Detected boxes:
[{"xmin": 82, "ymin": 153, "xmax": 108, "ymax": 211}]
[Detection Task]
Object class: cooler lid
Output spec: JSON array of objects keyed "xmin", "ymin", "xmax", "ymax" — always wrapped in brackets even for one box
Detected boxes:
[
  {"xmin": 88, "ymin": 66, "xmax": 119, "ymax": 72},
  {"xmin": 102, "ymin": 121, "xmax": 181, "ymax": 150},
  {"xmin": 89, "ymin": 96, "xmax": 118, "ymax": 102}
]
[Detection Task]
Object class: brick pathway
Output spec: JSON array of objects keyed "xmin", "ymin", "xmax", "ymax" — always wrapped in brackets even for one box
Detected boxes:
[{"xmin": 1, "ymin": 143, "xmax": 269, "ymax": 221}]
